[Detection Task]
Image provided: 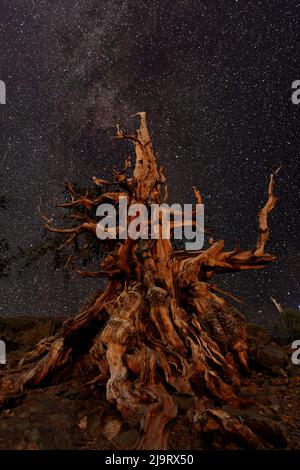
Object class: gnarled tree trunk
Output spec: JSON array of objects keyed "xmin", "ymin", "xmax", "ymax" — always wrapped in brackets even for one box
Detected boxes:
[{"xmin": 0, "ymin": 113, "xmax": 280, "ymax": 449}]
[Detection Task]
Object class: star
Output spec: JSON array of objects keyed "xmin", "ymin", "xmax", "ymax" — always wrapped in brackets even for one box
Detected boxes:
[{"xmin": 0, "ymin": 1, "xmax": 298, "ymax": 325}]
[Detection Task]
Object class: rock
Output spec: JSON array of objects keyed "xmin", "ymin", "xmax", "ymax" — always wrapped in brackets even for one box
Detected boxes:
[
  {"xmin": 35, "ymin": 426, "xmax": 56, "ymax": 450},
  {"xmin": 78, "ymin": 416, "xmax": 88, "ymax": 431},
  {"xmin": 25, "ymin": 442, "xmax": 40, "ymax": 450},
  {"xmin": 225, "ymin": 409, "xmax": 289, "ymax": 448},
  {"xmin": 271, "ymin": 366, "xmax": 288, "ymax": 376},
  {"xmin": 53, "ymin": 429, "xmax": 73, "ymax": 450},
  {"xmin": 173, "ymin": 394, "xmax": 194, "ymax": 413},
  {"xmin": 37, "ymin": 319, "xmax": 57, "ymax": 338},
  {"xmin": 61, "ymin": 388, "xmax": 81, "ymax": 399},
  {"xmin": 270, "ymin": 377, "xmax": 289, "ymax": 386},
  {"xmin": 113, "ymin": 429, "xmax": 140, "ymax": 449},
  {"xmin": 17, "ymin": 411, "xmax": 30, "ymax": 419},
  {"xmin": 29, "ymin": 412, "xmax": 46, "ymax": 424},
  {"xmin": 247, "ymin": 415, "xmax": 288, "ymax": 447},
  {"xmin": 13, "ymin": 420, "xmax": 31, "ymax": 432},
  {"xmin": 269, "ymin": 405, "xmax": 280, "ymax": 414},
  {"xmin": 23, "ymin": 428, "xmax": 41, "ymax": 443},
  {"xmin": 239, "ymin": 383, "xmax": 258, "ymax": 397},
  {"xmin": 88, "ymin": 415, "xmax": 103, "ymax": 435},
  {"xmin": 14, "ymin": 438, "xmax": 27, "ymax": 450},
  {"xmin": 247, "ymin": 327, "xmax": 289, "ymax": 372},
  {"xmin": 193, "ymin": 409, "xmax": 264, "ymax": 449},
  {"xmin": 102, "ymin": 419, "xmax": 122, "ymax": 441},
  {"xmin": 122, "ymin": 408, "xmax": 144, "ymax": 429}
]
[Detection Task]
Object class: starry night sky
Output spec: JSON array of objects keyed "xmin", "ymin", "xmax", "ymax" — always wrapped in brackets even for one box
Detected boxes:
[{"xmin": 0, "ymin": 1, "xmax": 299, "ymax": 325}]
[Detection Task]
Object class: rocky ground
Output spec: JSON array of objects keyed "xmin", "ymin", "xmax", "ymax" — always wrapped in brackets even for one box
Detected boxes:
[{"xmin": 0, "ymin": 318, "xmax": 299, "ymax": 450}]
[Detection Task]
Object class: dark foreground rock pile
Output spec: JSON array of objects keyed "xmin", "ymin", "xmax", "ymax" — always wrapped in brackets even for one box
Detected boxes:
[{"xmin": 0, "ymin": 317, "xmax": 299, "ymax": 450}]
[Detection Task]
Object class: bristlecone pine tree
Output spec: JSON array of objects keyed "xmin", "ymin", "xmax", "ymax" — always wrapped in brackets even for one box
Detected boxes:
[{"xmin": 0, "ymin": 113, "xmax": 281, "ymax": 449}]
